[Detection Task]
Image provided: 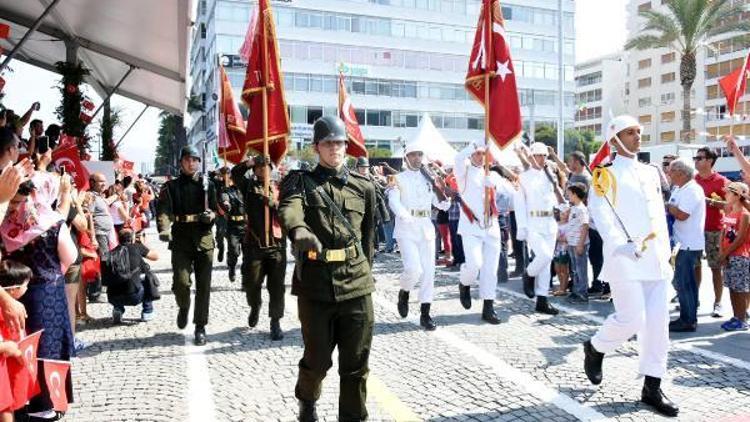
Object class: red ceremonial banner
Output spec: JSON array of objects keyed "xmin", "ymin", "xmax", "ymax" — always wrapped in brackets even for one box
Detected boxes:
[
  {"xmin": 465, "ymin": 0, "xmax": 522, "ymax": 149},
  {"xmin": 52, "ymin": 144, "xmax": 90, "ymax": 191},
  {"xmin": 719, "ymin": 51, "xmax": 750, "ymax": 116},
  {"xmin": 0, "ymin": 76, "xmax": 5, "ymax": 93},
  {"xmin": 338, "ymin": 73, "xmax": 367, "ymax": 158},
  {"xmin": 40, "ymin": 359, "xmax": 71, "ymax": 412},
  {"xmin": 79, "ymin": 112, "xmax": 93, "ymax": 124},
  {"xmin": 218, "ymin": 65, "xmax": 246, "ymax": 164},
  {"xmin": 81, "ymin": 99, "xmax": 95, "ymax": 111},
  {"xmin": 0, "ymin": 24, "xmax": 10, "ymax": 39},
  {"xmin": 241, "ymin": 0, "xmax": 290, "ymax": 165}
]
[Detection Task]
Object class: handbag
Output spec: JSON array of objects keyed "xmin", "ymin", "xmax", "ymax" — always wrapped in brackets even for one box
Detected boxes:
[{"xmin": 142, "ymin": 264, "xmax": 161, "ymax": 301}]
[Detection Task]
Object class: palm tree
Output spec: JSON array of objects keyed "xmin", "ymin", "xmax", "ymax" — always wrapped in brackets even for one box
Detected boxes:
[{"xmin": 625, "ymin": 0, "xmax": 750, "ymax": 141}]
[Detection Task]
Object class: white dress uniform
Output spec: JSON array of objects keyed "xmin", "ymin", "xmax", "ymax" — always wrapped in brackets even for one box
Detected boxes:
[
  {"xmin": 455, "ymin": 145, "xmax": 515, "ymax": 300},
  {"xmin": 588, "ymin": 155, "xmax": 672, "ymax": 378},
  {"xmin": 513, "ymin": 166, "xmax": 559, "ymax": 297},
  {"xmin": 388, "ymin": 168, "xmax": 450, "ymax": 304}
]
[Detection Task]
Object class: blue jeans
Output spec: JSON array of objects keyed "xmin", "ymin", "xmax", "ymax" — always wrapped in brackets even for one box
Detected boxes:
[
  {"xmin": 448, "ymin": 220, "xmax": 464, "ymax": 265},
  {"xmin": 674, "ymin": 249, "xmax": 701, "ymax": 324},
  {"xmin": 110, "ymin": 279, "xmax": 153, "ymax": 314},
  {"xmin": 384, "ymin": 219, "xmax": 396, "ymax": 252},
  {"xmin": 568, "ymin": 245, "xmax": 589, "ymax": 298}
]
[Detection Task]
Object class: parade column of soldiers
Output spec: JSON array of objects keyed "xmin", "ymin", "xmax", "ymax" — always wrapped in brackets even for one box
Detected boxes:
[
  {"xmin": 218, "ymin": 168, "xmax": 245, "ymax": 283},
  {"xmin": 157, "ymin": 146, "xmax": 218, "ymax": 346}
]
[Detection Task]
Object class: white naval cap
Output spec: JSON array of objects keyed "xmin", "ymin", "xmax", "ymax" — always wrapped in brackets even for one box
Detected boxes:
[
  {"xmin": 529, "ymin": 142, "xmax": 549, "ymax": 156},
  {"xmin": 605, "ymin": 115, "xmax": 642, "ymax": 143}
]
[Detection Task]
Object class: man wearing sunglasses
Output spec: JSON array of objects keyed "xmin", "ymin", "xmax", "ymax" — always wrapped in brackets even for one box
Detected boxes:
[{"xmin": 693, "ymin": 147, "xmax": 729, "ymax": 319}]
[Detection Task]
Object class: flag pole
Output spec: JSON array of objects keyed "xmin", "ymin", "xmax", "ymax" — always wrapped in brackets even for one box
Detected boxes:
[
  {"xmin": 483, "ymin": 1, "xmax": 492, "ymax": 227},
  {"xmin": 261, "ymin": 6, "xmax": 271, "ymax": 247}
]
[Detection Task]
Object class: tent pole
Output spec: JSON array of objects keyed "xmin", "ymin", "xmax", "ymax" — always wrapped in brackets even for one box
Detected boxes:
[
  {"xmin": 90, "ymin": 66, "xmax": 135, "ymax": 120},
  {"xmin": 0, "ymin": 0, "xmax": 63, "ymax": 73}
]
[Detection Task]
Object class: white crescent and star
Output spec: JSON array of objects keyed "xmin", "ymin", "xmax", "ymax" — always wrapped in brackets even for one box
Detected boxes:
[
  {"xmin": 342, "ymin": 98, "xmax": 358, "ymax": 125},
  {"xmin": 50, "ymin": 371, "xmax": 62, "ymax": 398}
]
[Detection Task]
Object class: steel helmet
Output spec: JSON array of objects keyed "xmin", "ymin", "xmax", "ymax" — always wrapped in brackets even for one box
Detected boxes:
[
  {"xmin": 313, "ymin": 116, "xmax": 348, "ymax": 143},
  {"xmin": 180, "ymin": 145, "xmax": 201, "ymax": 161},
  {"xmin": 355, "ymin": 157, "xmax": 370, "ymax": 167}
]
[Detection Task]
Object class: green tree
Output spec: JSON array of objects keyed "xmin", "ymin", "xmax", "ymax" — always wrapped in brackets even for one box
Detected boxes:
[
  {"xmin": 99, "ymin": 103, "xmax": 122, "ymax": 161},
  {"xmin": 625, "ymin": 0, "xmax": 750, "ymax": 141},
  {"xmin": 155, "ymin": 111, "xmax": 181, "ymax": 175},
  {"xmin": 366, "ymin": 148, "xmax": 392, "ymax": 158}
]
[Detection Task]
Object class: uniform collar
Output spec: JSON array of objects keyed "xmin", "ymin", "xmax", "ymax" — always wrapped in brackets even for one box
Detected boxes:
[
  {"xmin": 313, "ymin": 164, "xmax": 349, "ymax": 184},
  {"xmin": 179, "ymin": 171, "xmax": 201, "ymax": 182},
  {"xmin": 613, "ymin": 154, "xmax": 637, "ymax": 166}
]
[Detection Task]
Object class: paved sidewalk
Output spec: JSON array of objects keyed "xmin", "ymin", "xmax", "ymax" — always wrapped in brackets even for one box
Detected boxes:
[{"xmin": 67, "ymin": 235, "xmax": 750, "ymax": 421}]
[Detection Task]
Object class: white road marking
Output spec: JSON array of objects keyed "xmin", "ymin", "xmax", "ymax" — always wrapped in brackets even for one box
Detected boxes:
[
  {"xmin": 372, "ymin": 295, "xmax": 611, "ymax": 422},
  {"xmin": 184, "ymin": 327, "xmax": 217, "ymax": 421}
]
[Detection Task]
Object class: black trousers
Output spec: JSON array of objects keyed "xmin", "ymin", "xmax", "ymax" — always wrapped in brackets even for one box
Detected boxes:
[
  {"xmin": 588, "ymin": 228, "xmax": 604, "ymax": 290},
  {"xmin": 242, "ymin": 246, "xmax": 286, "ymax": 319},
  {"xmin": 509, "ymin": 212, "xmax": 525, "ymax": 272}
]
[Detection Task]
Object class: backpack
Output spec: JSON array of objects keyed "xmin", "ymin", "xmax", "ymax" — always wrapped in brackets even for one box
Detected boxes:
[{"xmin": 103, "ymin": 245, "xmax": 140, "ymax": 287}]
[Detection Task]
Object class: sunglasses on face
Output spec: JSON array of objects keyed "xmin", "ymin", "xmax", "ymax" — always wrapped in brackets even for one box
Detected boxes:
[{"xmin": 692, "ymin": 156, "xmax": 707, "ymax": 161}]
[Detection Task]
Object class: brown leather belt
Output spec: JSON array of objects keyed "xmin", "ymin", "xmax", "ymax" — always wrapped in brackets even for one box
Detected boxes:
[
  {"xmin": 306, "ymin": 245, "xmax": 358, "ymax": 263},
  {"xmin": 229, "ymin": 215, "xmax": 245, "ymax": 222},
  {"xmin": 174, "ymin": 214, "xmax": 199, "ymax": 223}
]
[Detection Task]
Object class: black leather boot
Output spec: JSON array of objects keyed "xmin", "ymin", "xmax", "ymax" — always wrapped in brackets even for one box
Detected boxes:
[
  {"xmin": 523, "ymin": 271, "xmax": 536, "ymax": 298},
  {"xmin": 420, "ymin": 303, "xmax": 436, "ymax": 331},
  {"xmin": 641, "ymin": 376, "xmax": 679, "ymax": 417},
  {"xmin": 583, "ymin": 340, "xmax": 604, "ymax": 385},
  {"xmin": 228, "ymin": 266, "xmax": 236, "ymax": 282},
  {"xmin": 217, "ymin": 246, "xmax": 224, "ymax": 263},
  {"xmin": 177, "ymin": 307, "xmax": 189, "ymax": 329},
  {"xmin": 481, "ymin": 300, "xmax": 501, "ymax": 324},
  {"xmin": 194, "ymin": 325, "xmax": 207, "ymax": 346},
  {"xmin": 248, "ymin": 306, "xmax": 260, "ymax": 328},
  {"xmin": 535, "ymin": 296, "xmax": 559, "ymax": 315},
  {"xmin": 459, "ymin": 283, "xmax": 472, "ymax": 309},
  {"xmin": 298, "ymin": 399, "xmax": 318, "ymax": 421},
  {"xmin": 270, "ymin": 318, "xmax": 284, "ymax": 341},
  {"xmin": 397, "ymin": 290, "xmax": 409, "ymax": 318}
]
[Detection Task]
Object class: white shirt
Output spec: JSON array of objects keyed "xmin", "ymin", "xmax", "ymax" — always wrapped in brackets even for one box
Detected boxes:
[
  {"xmin": 513, "ymin": 166, "xmax": 558, "ymax": 236},
  {"xmin": 669, "ymin": 179, "xmax": 706, "ymax": 251},
  {"xmin": 454, "ymin": 145, "xmax": 514, "ymax": 238},
  {"xmin": 387, "ymin": 168, "xmax": 450, "ymax": 240},
  {"xmin": 588, "ymin": 156, "xmax": 673, "ymax": 282}
]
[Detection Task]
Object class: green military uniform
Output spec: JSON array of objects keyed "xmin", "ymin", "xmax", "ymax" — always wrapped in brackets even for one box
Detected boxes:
[
  {"xmin": 214, "ymin": 172, "xmax": 228, "ymax": 263},
  {"xmin": 230, "ymin": 158, "xmax": 286, "ymax": 340},
  {"xmin": 157, "ymin": 148, "xmax": 218, "ymax": 340},
  {"xmin": 219, "ymin": 183, "xmax": 246, "ymax": 281},
  {"xmin": 279, "ymin": 130, "xmax": 377, "ymax": 420}
]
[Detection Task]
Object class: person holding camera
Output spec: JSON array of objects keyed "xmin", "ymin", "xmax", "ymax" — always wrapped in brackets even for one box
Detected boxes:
[{"xmin": 157, "ymin": 146, "xmax": 218, "ymax": 346}]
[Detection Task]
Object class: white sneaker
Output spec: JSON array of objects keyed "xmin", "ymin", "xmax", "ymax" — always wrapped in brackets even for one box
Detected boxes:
[{"xmin": 711, "ymin": 303, "xmax": 723, "ymax": 318}]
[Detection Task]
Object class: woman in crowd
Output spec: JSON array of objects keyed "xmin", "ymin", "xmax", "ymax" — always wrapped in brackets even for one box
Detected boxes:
[
  {"xmin": 0, "ymin": 180, "xmax": 77, "ymax": 420},
  {"xmin": 718, "ymin": 181, "xmax": 750, "ymax": 331}
]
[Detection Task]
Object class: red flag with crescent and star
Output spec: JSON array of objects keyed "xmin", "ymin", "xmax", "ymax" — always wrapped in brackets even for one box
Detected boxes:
[
  {"xmin": 52, "ymin": 143, "xmax": 90, "ymax": 191},
  {"xmin": 589, "ymin": 141, "xmax": 612, "ymax": 170},
  {"xmin": 465, "ymin": 0, "xmax": 522, "ymax": 149},
  {"xmin": 6, "ymin": 330, "xmax": 43, "ymax": 408},
  {"xmin": 241, "ymin": 0, "xmax": 290, "ymax": 165},
  {"xmin": 719, "ymin": 51, "xmax": 750, "ymax": 116},
  {"xmin": 338, "ymin": 73, "xmax": 367, "ymax": 158},
  {"xmin": 40, "ymin": 359, "xmax": 71, "ymax": 412},
  {"xmin": 218, "ymin": 65, "xmax": 246, "ymax": 164}
]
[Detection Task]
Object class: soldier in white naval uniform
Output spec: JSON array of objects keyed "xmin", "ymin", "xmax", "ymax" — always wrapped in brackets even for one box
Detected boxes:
[
  {"xmin": 388, "ymin": 141, "xmax": 450, "ymax": 330},
  {"xmin": 514, "ymin": 142, "xmax": 562, "ymax": 315},
  {"xmin": 455, "ymin": 140, "xmax": 514, "ymax": 324},
  {"xmin": 583, "ymin": 115, "xmax": 679, "ymax": 417}
]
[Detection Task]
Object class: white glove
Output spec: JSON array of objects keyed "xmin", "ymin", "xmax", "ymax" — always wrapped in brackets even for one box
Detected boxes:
[
  {"xmin": 613, "ymin": 242, "xmax": 641, "ymax": 261},
  {"xmin": 516, "ymin": 227, "xmax": 527, "ymax": 241}
]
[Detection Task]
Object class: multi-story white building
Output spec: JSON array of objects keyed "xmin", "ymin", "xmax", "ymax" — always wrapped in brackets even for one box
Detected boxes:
[
  {"xmin": 189, "ymin": 0, "xmax": 576, "ymax": 158},
  {"xmin": 574, "ymin": 52, "xmax": 627, "ymax": 139}
]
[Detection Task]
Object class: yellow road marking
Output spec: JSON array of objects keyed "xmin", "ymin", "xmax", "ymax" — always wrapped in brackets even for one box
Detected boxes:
[{"xmin": 367, "ymin": 374, "xmax": 421, "ymax": 421}]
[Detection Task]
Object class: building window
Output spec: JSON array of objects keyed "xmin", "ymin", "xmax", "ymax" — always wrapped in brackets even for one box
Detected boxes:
[
  {"xmin": 639, "ymin": 115, "xmax": 652, "ymax": 124},
  {"xmin": 661, "ymin": 111, "xmax": 675, "ymax": 122},
  {"xmin": 661, "ymin": 52, "xmax": 675, "ymax": 64},
  {"xmin": 638, "ymin": 97, "xmax": 652, "ymax": 107},
  {"xmin": 576, "ymin": 71, "xmax": 602, "ymax": 87},
  {"xmin": 661, "ymin": 92, "xmax": 676, "ymax": 104},
  {"xmin": 661, "ymin": 131, "xmax": 676, "ymax": 142},
  {"xmin": 661, "ymin": 72, "xmax": 675, "ymax": 84},
  {"xmin": 638, "ymin": 58, "xmax": 652, "ymax": 69},
  {"xmin": 641, "ymin": 134, "xmax": 651, "ymax": 143},
  {"xmin": 638, "ymin": 2, "xmax": 652, "ymax": 12},
  {"xmin": 638, "ymin": 77, "xmax": 652, "ymax": 88},
  {"xmin": 307, "ymin": 107, "xmax": 323, "ymax": 124}
]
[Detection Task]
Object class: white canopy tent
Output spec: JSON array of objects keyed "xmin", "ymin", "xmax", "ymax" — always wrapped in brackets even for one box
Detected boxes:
[
  {"xmin": 0, "ymin": 0, "xmax": 193, "ymax": 115},
  {"xmin": 392, "ymin": 113, "xmax": 458, "ymax": 165}
]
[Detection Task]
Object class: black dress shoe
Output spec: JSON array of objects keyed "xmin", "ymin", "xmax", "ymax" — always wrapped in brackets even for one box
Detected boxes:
[
  {"xmin": 481, "ymin": 300, "xmax": 501, "ymax": 325},
  {"xmin": 248, "ymin": 306, "xmax": 260, "ymax": 328},
  {"xmin": 397, "ymin": 290, "xmax": 409, "ymax": 318},
  {"xmin": 535, "ymin": 296, "xmax": 559, "ymax": 315},
  {"xmin": 270, "ymin": 318, "xmax": 284, "ymax": 340},
  {"xmin": 419, "ymin": 303, "xmax": 436, "ymax": 331},
  {"xmin": 298, "ymin": 399, "xmax": 318, "ymax": 421},
  {"xmin": 194, "ymin": 326, "xmax": 207, "ymax": 346},
  {"xmin": 668, "ymin": 319, "xmax": 696, "ymax": 332},
  {"xmin": 217, "ymin": 247, "xmax": 224, "ymax": 263},
  {"xmin": 459, "ymin": 283, "xmax": 472, "ymax": 309},
  {"xmin": 523, "ymin": 272, "xmax": 536, "ymax": 298},
  {"xmin": 177, "ymin": 307, "xmax": 189, "ymax": 329},
  {"xmin": 583, "ymin": 340, "xmax": 604, "ymax": 385},
  {"xmin": 641, "ymin": 376, "xmax": 679, "ymax": 417},
  {"xmin": 228, "ymin": 267, "xmax": 236, "ymax": 282}
]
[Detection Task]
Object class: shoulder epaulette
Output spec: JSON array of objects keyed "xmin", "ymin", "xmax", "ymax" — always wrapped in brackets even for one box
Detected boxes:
[{"xmin": 279, "ymin": 169, "xmax": 308, "ymax": 198}]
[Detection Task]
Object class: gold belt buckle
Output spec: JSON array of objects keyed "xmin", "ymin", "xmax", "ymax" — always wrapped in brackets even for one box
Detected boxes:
[
  {"xmin": 411, "ymin": 210, "xmax": 429, "ymax": 218},
  {"xmin": 325, "ymin": 249, "xmax": 346, "ymax": 262}
]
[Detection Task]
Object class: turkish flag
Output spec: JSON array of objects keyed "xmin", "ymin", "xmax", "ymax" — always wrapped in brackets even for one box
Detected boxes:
[
  {"xmin": 0, "ymin": 76, "xmax": 5, "ymax": 93},
  {"xmin": 719, "ymin": 51, "xmax": 750, "ymax": 116},
  {"xmin": 218, "ymin": 65, "xmax": 246, "ymax": 164},
  {"xmin": 58, "ymin": 133, "xmax": 77, "ymax": 148},
  {"xmin": 241, "ymin": 0, "xmax": 290, "ymax": 165},
  {"xmin": 40, "ymin": 359, "xmax": 71, "ymax": 412},
  {"xmin": 81, "ymin": 99, "xmax": 95, "ymax": 111},
  {"xmin": 6, "ymin": 330, "xmax": 43, "ymax": 409},
  {"xmin": 589, "ymin": 141, "xmax": 612, "ymax": 170},
  {"xmin": 0, "ymin": 24, "xmax": 9, "ymax": 39},
  {"xmin": 52, "ymin": 143, "xmax": 90, "ymax": 191},
  {"xmin": 79, "ymin": 112, "xmax": 93, "ymax": 124},
  {"xmin": 465, "ymin": 0, "xmax": 522, "ymax": 149},
  {"xmin": 338, "ymin": 73, "xmax": 367, "ymax": 158}
]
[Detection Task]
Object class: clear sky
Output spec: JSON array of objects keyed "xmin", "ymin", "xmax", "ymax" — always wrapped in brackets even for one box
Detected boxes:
[{"xmin": 1, "ymin": 0, "xmax": 629, "ymax": 170}]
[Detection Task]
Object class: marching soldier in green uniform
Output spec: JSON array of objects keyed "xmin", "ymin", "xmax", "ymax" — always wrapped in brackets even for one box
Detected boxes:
[
  {"xmin": 214, "ymin": 168, "xmax": 229, "ymax": 263},
  {"xmin": 157, "ymin": 146, "xmax": 218, "ymax": 346},
  {"xmin": 279, "ymin": 116, "xmax": 377, "ymax": 422},
  {"xmin": 230, "ymin": 154, "xmax": 286, "ymax": 340},
  {"xmin": 219, "ymin": 172, "xmax": 246, "ymax": 282}
]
